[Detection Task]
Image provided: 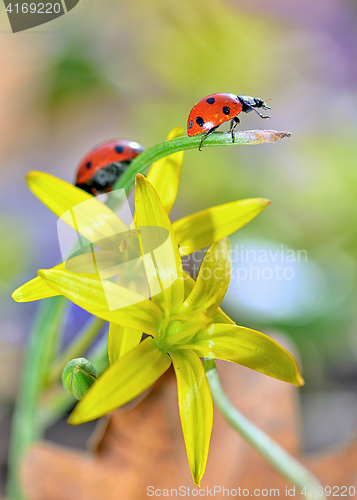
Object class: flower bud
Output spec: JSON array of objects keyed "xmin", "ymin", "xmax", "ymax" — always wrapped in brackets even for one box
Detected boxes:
[{"xmin": 62, "ymin": 358, "xmax": 98, "ymax": 400}]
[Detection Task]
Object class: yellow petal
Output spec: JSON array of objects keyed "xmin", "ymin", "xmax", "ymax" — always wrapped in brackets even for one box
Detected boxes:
[
  {"xmin": 173, "ymin": 198, "xmax": 271, "ymax": 256},
  {"xmin": 69, "ymin": 337, "xmax": 171, "ymax": 425},
  {"xmin": 108, "ymin": 323, "xmax": 142, "ymax": 365},
  {"xmin": 211, "ymin": 306, "xmax": 235, "ymax": 325},
  {"xmin": 170, "ymin": 349, "xmax": 213, "ymax": 486},
  {"xmin": 38, "ymin": 269, "xmax": 162, "ymax": 337},
  {"xmin": 147, "ymin": 126, "xmax": 184, "ymax": 214},
  {"xmin": 12, "ymin": 276, "xmax": 60, "ymax": 302},
  {"xmin": 12, "ymin": 251, "xmax": 122, "ymax": 303},
  {"xmin": 178, "ymin": 238, "xmax": 231, "ymax": 319},
  {"xmin": 134, "ymin": 174, "xmax": 184, "ymax": 316},
  {"xmin": 27, "ymin": 171, "xmax": 128, "ymax": 246},
  {"xmin": 187, "ymin": 324, "xmax": 304, "ymax": 387},
  {"xmin": 183, "ymin": 272, "xmax": 234, "ymax": 325}
]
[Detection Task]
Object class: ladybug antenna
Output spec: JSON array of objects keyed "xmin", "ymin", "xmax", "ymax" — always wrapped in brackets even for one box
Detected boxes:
[{"xmin": 263, "ymin": 98, "xmax": 272, "ymax": 109}]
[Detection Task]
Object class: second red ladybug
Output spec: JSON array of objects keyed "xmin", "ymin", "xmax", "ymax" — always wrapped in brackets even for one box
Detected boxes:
[
  {"xmin": 187, "ymin": 93, "xmax": 271, "ymax": 150},
  {"xmin": 75, "ymin": 139, "xmax": 145, "ymax": 195}
]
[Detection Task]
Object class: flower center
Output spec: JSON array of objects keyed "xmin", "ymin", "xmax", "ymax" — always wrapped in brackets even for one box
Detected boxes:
[{"xmin": 164, "ymin": 320, "xmax": 183, "ymax": 337}]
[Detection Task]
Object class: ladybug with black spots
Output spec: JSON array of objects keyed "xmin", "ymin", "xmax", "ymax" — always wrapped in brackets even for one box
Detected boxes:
[
  {"xmin": 187, "ymin": 93, "xmax": 271, "ymax": 150},
  {"xmin": 75, "ymin": 139, "xmax": 145, "ymax": 195}
]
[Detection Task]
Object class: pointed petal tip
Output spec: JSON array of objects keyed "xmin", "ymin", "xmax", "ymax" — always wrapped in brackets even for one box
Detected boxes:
[
  {"xmin": 67, "ymin": 404, "xmax": 91, "ymax": 426},
  {"xmin": 11, "ymin": 288, "xmax": 21, "ymax": 302},
  {"xmin": 169, "ymin": 125, "xmax": 185, "ymax": 138},
  {"xmin": 67, "ymin": 412, "xmax": 80, "ymax": 426},
  {"xmin": 26, "ymin": 170, "xmax": 51, "ymax": 186},
  {"xmin": 26, "ymin": 170, "xmax": 40, "ymax": 187},
  {"xmin": 253, "ymin": 197, "xmax": 271, "ymax": 207},
  {"xmin": 26, "ymin": 170, "xmax": 41, "ymax": 179},
  {"xmin": 67, "ymin": 415, "xmax": 74, "ymax": 426},
  {"xmin": 135, "ymin": 173, "xmax": 145, "ymax": 183},
  {"xmin": 295, "ymin": 373, "xmax": 305, "ymax": 387}
]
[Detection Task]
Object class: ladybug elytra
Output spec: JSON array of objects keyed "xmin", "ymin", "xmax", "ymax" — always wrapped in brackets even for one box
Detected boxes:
[
  {"xmin": 75, "ymin": 139, "xmax": 145, "ymax": 195},
  {"xmin": 187, "ymin": 93, "xmax": 271, "ymax": 150}
]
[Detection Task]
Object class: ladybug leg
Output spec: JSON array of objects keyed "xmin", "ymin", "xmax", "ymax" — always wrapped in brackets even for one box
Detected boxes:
[
  {"xmin": 229, "ymin": 117, "xmax": 240, "ymax": 143},
  {"xmin": 252, "ymin": 108, "xmax": 271, "ymax": 119},
  {"xmin": 199, "ymin": 125, "xmax": 219, "ymax": 151}
]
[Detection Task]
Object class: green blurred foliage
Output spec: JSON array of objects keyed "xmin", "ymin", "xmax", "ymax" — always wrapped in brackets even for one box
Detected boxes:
[
  {"xmin": 0, "ymin": 218, "xmax": 31, "ymax": 291},
  {"xmin": 43, "ymin": 39, "xmax": 116, "ymax": 111},
  {"xmin": 126, "ymin": 0, "xmax": 274, "ymax": 94}
]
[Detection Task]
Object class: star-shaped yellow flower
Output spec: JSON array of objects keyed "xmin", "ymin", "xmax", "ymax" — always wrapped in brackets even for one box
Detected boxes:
[{"xmin": 12, "ymin": 127, "xmax": 303, "ymax": 486}]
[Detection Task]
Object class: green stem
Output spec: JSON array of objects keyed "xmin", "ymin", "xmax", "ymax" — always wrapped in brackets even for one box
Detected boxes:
[
  {"xmin": 38, "ymin": 387, "xmax": 74, "ymax": 429},
  {"xmin": 111, "ymin": 130, "xmax": 291, "ymax": 196},
  {"xmin": 47, "ymin": 318, "xmax": 106, "ymax": 385},
  {"xmin": 39, "ymin": 337, "xmax": 109, "ymax": 429},
  {"xmin": 204, "ymin": 359, "xmax": 325, "ymax": 500},
  {"xmin": 7, "ymin": 296, "xmax": 67, "ymax": 500}
]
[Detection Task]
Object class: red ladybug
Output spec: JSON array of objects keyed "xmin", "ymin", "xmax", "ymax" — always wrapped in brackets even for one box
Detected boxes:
[
  {"xmin": 75, "ymin": 139, "xmax": 145, "ymax": 195},
  {"xmin": 187, "ymin": 93, "xmax": 271, "ymax": 150}
]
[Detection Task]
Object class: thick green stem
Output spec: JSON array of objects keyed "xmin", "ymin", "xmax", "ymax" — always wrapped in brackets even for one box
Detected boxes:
[
  {"xmin": 204, "ymin": 359, "xmax": 324, "ymax": 500},
  {"xmin": 111, "ymin": 130, "xmax": 291, "ymax": 196},
  {"xmin": 7, "ymin": 296, "xmax": 67, "ymax": 500}
]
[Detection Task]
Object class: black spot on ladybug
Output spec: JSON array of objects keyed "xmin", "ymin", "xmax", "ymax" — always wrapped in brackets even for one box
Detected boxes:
[
  {"xmin": 196, "ymin": 116, "xmax": 205, "ymax": 127},
  {"xmin": 188, "ymin": 120, "xmax": 194, "ymax": 130},
  {"xmin": 206, "ymin": 97, "xmax": 215, "ymax": 104},
  {"xmin": 86, "ymin": 161, "xmax": 92, "ymax": 169},
  {"xmin": 222, "ymin": 106, "xmax": 230, "ymax": 115},
  {"xmin": 115, "ymin": 145, "xmax": 124, "ymax": 154}
]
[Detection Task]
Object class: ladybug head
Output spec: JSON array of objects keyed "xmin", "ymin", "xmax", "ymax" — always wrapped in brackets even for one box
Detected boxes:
[
  {"xmin": 252, "ymin": 97, "xmax": 271, "ymax": 111},
  {"xmin": 237, "ymin": 95, "xmax": 271, "ymax": 119}
]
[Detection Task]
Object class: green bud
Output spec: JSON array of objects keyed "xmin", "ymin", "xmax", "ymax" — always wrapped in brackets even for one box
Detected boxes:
[{"xmin": 62, "ymin": 357, "xmax": 98, "ymax": 400}]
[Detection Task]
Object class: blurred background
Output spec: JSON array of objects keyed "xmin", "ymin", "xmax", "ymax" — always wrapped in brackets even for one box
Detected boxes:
[{"xmin": 1, "ymin": 0, "xmax": 357, "ymax": 495}]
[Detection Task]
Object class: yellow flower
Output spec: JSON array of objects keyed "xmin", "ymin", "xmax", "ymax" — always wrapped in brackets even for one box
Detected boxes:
[{"xmin": 12, "ymin": 127, "xmax": 303, "ymax": 486}]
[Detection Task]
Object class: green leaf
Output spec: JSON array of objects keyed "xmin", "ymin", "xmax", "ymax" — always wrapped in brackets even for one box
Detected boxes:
[
  {"xmin": 187, "ymin": 324, "xmax": 304, "ymax": 386},
  {"xmin": 108, "ymin": 323, "xmax": 142, "ymax": 365},
  {"xmin": 170, "ymin": 349, "xmax": 213, "ymax": 487},
  {"xmin": 173, "ymin": 198, "xmax": 270, "ymax": 256},
  {"xmin": 38, "ymin": 269, "xmax": 162, "ymax": 337},
  {"xmin": 69, "ymin": 337, "xmax": 171, "ymax": 424}
]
